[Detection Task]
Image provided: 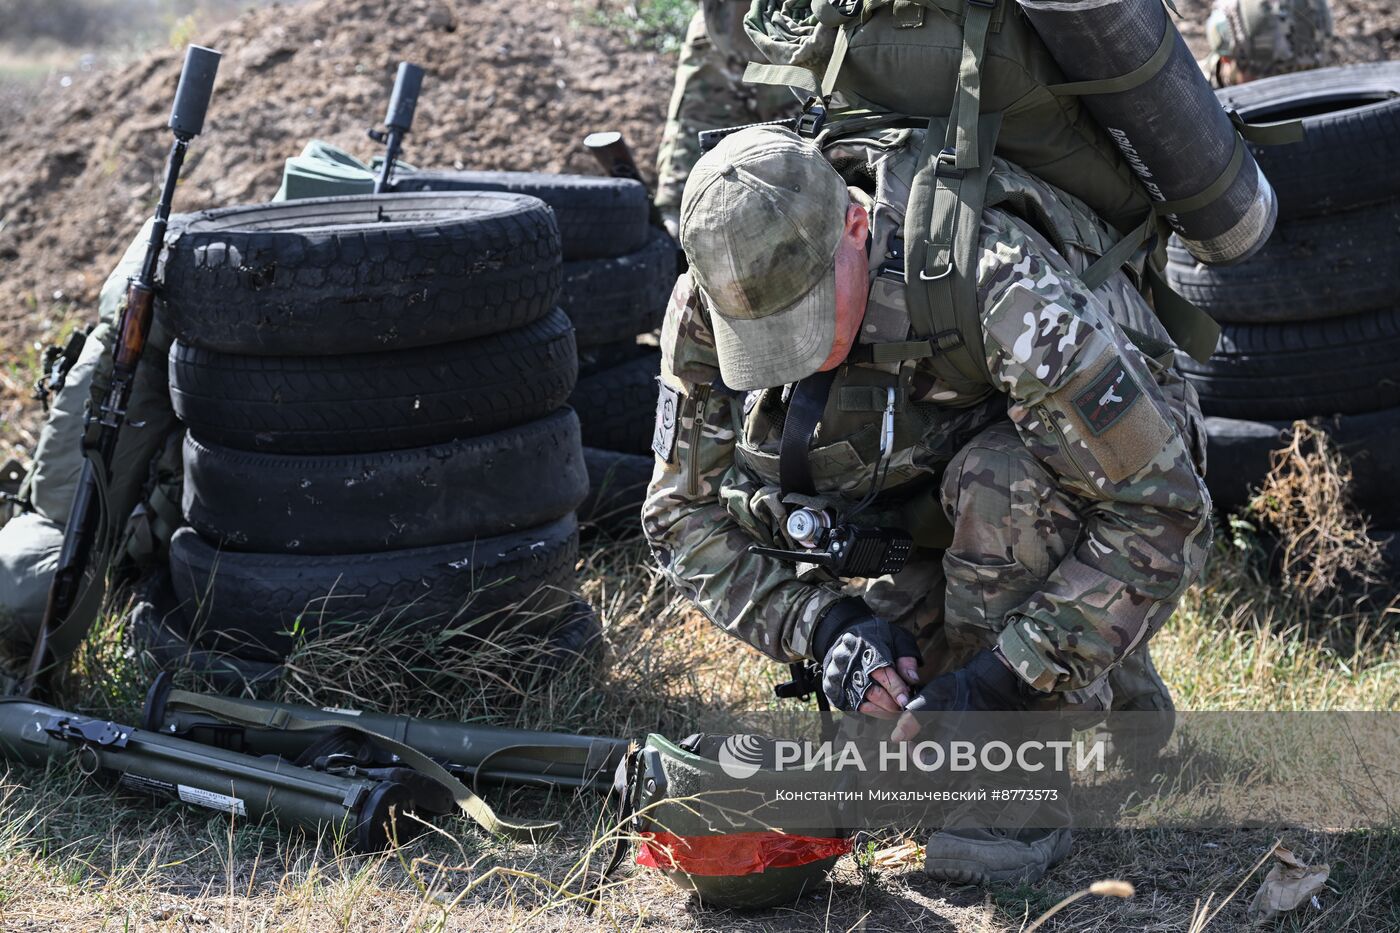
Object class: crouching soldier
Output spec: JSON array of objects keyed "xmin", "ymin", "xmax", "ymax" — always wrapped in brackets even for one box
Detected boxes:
[{"xmin": 642, "ymin": 126, "xmax": 1213, "ymax": 884}]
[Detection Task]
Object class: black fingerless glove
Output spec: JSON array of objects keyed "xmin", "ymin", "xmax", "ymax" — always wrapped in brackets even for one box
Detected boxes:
[
  {"xmin": 813, "ymin": 598, "xmax": 921, "ymax": 712},
  {"xmin": 904, "ymin": 648, "xmax": 1045, "ymax": 714}
]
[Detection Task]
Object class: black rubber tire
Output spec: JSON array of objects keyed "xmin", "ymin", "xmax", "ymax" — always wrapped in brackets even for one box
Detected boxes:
[
  {"xmin": 392, "ymin": 170, "xmax": 649, "ymax": 260},
  {"xmin": 168, "ymin": 308, "xmax": 577, "ymax": 454},
  {"xmin": 1216, "ymin": 63, "xmax": 1400, "ymax": 220},
  {"xmin": 160, "ymin": 192, "xmax": 561, "ymax": 355},
  {"xmin": 1205, "ymin": 408, "xmax": 1400, "ymax": 526},
  {"xmin": 183, "ymin": 409, "xmax": 589, "ymax": 554},
  {"xmin": 578, "ymin": 339, "xmax": 655, "ymax": 379},
  {"xmin": 569, "ymin": 351, "xmax": 660, "ymax": 456},
  {"xmin": 578, "ymin": 447, "xmax": 652, "ymax": 534},
  {"xmin": 1166, "ymin": 199, "xmax": 1400, "ymax": 324},
  {"xmin": 1179, "ymin": 305, "xmax": 1400, "ymax": 419},
  {"xmin": 124, "ymin": 571, "xmax": 283, "ymax": 689},
  {"xmin": 168, "ymin": 516, "xmax": 580, "ymax": 661},
  {"xmin": 562, "ymin": 229, "xmax": 677, "ymax": 348}
]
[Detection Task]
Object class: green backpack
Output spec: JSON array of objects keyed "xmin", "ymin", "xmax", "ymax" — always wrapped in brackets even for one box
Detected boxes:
[
  {"xmin": 741, "ymin": 0, "xmax": 1237, "ymax": 392},
  {"xmin": 745, "ymin": 0, "xmax": 1152, "ymax": 233}
]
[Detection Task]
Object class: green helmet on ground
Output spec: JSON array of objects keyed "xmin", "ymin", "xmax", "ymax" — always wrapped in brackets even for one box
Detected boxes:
[{"xmin": 626, "ymin": 733, "xmax": 850, "ymax": 910}]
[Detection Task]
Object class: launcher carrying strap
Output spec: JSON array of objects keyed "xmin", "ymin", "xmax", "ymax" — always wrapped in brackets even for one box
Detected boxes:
[{"xmin": 163, "ymin": 689, "xmax": 558, "ymax": 843}]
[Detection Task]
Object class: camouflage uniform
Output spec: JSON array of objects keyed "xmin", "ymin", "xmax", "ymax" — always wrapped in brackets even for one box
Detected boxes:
[
  {"xmin": 644, "ymin": 152, "xmax": 1211, "ymax": 708},
  {"xmin": 654, "ymin": 0, "xmax": 795, "ymax": 234},
  {"xmin": 1205, "ymin": 0, "xmax": 1334, "ymax": 87}
]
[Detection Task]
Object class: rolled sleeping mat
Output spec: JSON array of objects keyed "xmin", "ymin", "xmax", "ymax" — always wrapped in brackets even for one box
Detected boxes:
[{"xmin": 1018, "ymin": 0, "xmax": 1277, "ymax": 265}]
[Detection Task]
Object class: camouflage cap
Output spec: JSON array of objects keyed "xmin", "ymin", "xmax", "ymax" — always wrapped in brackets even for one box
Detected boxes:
[
  {"xmin": 678, "ymin": 126, "xmax": 849, "ymax": 391},
  {"xmin": 1207, "ymin": 0, "xmax": 1334, "ymax": 79}
]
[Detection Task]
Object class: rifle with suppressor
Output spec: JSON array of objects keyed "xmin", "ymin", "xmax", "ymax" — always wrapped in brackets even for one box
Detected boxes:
[
  {"xmin": 368, "ymin": 61, "xmax": 423, "ymax": 193},
  {"xmin": 144, "ymin": 674, "xmax": 628, "ymax": 794},
  {"xmin": 17, "ymin": 46, "xmax": 221, "ymax": 700}
]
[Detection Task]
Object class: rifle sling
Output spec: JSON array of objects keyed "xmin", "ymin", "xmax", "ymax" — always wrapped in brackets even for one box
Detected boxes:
[
  {"xmin": 779, "ymin": 369, "xmax": 840, "ymax": 496},
  {"xmin": 164, "ymin": 689, "xmax": 557, "ymax": 843}
]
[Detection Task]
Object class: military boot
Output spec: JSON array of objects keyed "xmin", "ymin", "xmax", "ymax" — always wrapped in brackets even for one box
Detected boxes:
[
  {"xmin": 922, "ymin": 723, "xmax": 1074, "ymax": 886},
  {"xmin": 1099, "ymin": 642, "xmax": 1176, "ymax": 767},
  {"xmin": 924, "ymin": 825, "xmax": 1072, "ymax": 885}
]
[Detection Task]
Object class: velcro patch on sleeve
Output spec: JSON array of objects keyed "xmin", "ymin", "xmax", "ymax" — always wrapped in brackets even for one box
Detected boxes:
[
  {"xmin": 1057, "ymin": 356, "xmax": 1176, "ymax": 485},
  {"xmin": 653, "ymin": 383, "xmax": 681, "ymax": 463},
  {"xmin": 1071, "ymin": 361, "xmax": 1142, "ymax": 436}
]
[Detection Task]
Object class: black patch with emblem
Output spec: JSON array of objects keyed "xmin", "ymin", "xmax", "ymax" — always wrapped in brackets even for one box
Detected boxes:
[
  {"xmin": 652, "ymin": 383, "xmax": 681, "ymax": 462},
  {"xmin": 1072, "ymin": 362, "xmax": 1141, "ymax": 436}
]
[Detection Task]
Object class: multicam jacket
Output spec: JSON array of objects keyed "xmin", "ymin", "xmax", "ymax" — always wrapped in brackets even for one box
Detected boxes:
[{"xmin": 643, "ymin": 140, "xmax": 1212, "ymax": 695}]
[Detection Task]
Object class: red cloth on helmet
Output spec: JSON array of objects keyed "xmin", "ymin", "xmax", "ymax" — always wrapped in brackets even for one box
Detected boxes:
[{"xmin": 636, "ymin": 830, "xmax": 851, "ymax": 876}]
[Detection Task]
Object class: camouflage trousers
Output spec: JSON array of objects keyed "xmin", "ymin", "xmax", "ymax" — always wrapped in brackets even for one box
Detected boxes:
[{"xmin": 861, "ymin": 420, "xmax": 1168, "ymax": 714}]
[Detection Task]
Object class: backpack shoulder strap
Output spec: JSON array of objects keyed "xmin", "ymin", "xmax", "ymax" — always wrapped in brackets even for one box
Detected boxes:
[
  {"xmin": 904, "ymin": 113, "xmax": 1002, "ymax": 395},
  {"xmin": 901, "ymin": 0, "xmax": 1001, "ymax": 394}
]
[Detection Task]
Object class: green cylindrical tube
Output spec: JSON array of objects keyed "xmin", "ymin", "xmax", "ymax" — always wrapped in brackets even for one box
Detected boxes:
[
  {"xmin": 0, "ymin": 700, "xmax": 413, "ymax": 851},
  {"xmin": 143, "ymin": 675, "xmax": 627, "ymax": 792}
]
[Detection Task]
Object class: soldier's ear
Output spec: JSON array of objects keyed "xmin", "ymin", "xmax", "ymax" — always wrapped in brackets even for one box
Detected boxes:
[{"xmin": 843, "ymin": 201, "xmax": 869, "ymax": 243}]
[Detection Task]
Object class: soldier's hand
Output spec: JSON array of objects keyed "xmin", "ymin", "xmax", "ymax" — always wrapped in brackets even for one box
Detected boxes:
[
  {"xmin": 890, "ymin": 648, "xmax": 1044, "ymax": 742},
  {"xmin": 812, "ymin": 599, "xmax": 921, "ymax": 716}
]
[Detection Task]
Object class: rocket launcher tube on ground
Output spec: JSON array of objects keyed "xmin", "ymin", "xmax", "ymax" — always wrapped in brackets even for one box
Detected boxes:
[
  {"xmin": 1018, "ymin": 0, "xmax": 1278, "ymax": 264},
  {"xmin": 0, "ymin": 700, "xmax": 412, "ymax": 851},
  {"xmin": 142, "ymin": 675, "xmax": 628, "ymax": 793}
]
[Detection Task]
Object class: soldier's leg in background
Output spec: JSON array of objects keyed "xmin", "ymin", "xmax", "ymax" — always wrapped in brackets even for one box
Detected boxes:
[
  {"xmin": 655, "ymin": 10, "xmax": 728, "ymax": 235},
  {"xmin": 702, "ymin": 0, "xmax": 797, "ymax": 120},
  {"xmin": 654, "ymin": 1, "xmax": 797, "ymax": 235}
]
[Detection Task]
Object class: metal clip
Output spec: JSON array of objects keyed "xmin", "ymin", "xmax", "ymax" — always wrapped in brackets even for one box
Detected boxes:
[
  {"xmin": 44, "ymin": 716, "xmax": 131, "ymax": 748},
  {"xmin": 879, "ymin": 387, "xmax": 896, "ymax": 461}
]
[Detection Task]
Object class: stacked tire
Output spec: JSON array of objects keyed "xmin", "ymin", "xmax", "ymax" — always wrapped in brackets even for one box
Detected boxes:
[
  {"xmin": 1167, "ymin": 64, "xmax": 1400, "ymax": 551},
  {"xmin": 156, "ymin": 192, "xmax": 593, "ymax": 666},
  {"xmin": 392, "ymin": 171, "xmax": 670, "ymax": 533}
]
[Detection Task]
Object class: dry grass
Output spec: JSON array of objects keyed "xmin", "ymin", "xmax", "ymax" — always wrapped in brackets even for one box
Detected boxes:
[
  {"xmin": 1247, "ymin": 421, "xmax": 1385, "ymax": 600},
  {"xmin": 0, "ymin": 522, "xmax": 1394, "ymax": 932}
]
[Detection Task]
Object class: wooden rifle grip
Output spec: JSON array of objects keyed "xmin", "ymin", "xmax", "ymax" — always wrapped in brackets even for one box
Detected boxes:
[{"xmin": 116, "ymin": 281, "xmax": 155, "ymax": 370}]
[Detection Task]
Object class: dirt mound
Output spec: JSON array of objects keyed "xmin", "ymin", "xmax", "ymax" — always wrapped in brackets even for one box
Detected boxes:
[
  {"xmin": 0, "ymin": 0, "xmax": 1395, "ymax": 461},
  {"xmin": 0, "ymin": 0, "xmax": 674, "ymax": 345}
]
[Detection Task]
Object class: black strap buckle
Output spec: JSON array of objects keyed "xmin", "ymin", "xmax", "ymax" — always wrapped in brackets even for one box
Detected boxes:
[
  {"xmin": 796, "ymin": 97, "xmax": 829, "ymax": 138},
  {"xmin": 878, "ymin": 235, "xmax": 906, "ymax": 280},
  {"xmin": 775, "ymin": 661, "xmax": 821, "ymax": 701},
  {"xmin": 967, "ymin": 0, "xmax": 996, "ymax": 8}
]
